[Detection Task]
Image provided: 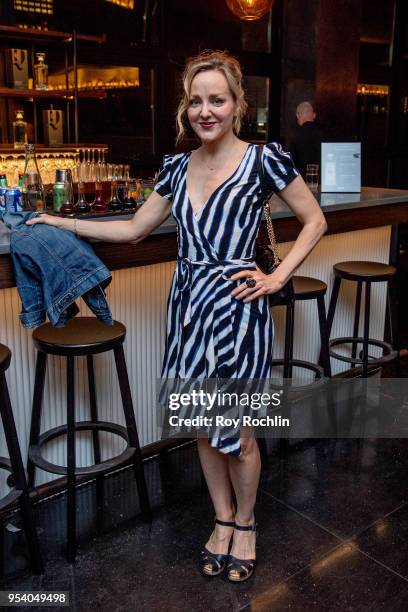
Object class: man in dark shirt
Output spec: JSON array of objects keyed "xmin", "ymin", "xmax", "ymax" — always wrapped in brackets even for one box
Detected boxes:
[{"xmin": 289, "ymin": 101, "xmax": 323, "ymax": 178}]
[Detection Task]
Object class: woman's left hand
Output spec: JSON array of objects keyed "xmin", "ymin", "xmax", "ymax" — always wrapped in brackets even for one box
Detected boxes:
[{"xmin": 230, "ymin": 269, "xmax": 285, "ymax": 303}]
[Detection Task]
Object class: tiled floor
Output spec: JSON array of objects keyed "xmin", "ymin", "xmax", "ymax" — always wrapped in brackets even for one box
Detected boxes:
[{"xmin": 2, "ymin": 435, "xmax": 408, "ymax": 612}]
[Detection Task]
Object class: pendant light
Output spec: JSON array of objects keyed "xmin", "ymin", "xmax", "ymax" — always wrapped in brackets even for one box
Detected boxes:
[{"xmin": 226, "ymin": 0, "xmax": 275, "ymax": 21}]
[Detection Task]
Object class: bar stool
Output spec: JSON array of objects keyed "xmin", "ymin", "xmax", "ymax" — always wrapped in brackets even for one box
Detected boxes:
[
  {"xmin": 271, "ymin": 275, "xmax": 331, "ymax": 379},
  {"xmin": 26, "ymin": 317, "xmax": 151, "ymax": 563},
  {"xmin": 258, "ymin": 275, "xmax": 331, "ymax": 470},
  {"xmin": 0, "ymin": 344, "xmax": 43, "ymax": 574},
  {"xmin": 326, "ymin": 261, "xmax": 398, "ymax": 377}
]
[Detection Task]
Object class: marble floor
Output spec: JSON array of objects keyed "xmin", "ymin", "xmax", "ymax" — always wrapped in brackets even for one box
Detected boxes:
[{"xmin": 1, "ymin": 434, "xmax": 408, "ymax": 612}]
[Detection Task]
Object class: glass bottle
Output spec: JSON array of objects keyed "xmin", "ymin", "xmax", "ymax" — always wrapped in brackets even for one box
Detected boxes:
[
  {"xmin": 34, "ymin": 52, "xmax": 48, "ymax": 90},
  {"xmin": 13, "ymin": 110, "xmax": 28, "ymax": 149},
  {"xmin": 107, "ymin": 178, "xmax": 123, "ymax": 212},
  {"xmin": 22, "ymin": 144, "xmax": 45, "ymax": 211},
  {"xmin": 53, "ymin": 169, "xmax": 70, "ymax": 213},
  {"xmin": 92, "ymin": 174, "xmax": 108, "ymax": 213},
  {"xmin": 59, "ymin": 170, "xmax": 75, "ymax": 217},
  {"xmin": 122, "ymin": 180, "xmax": 137, "ymax": 211},
  {"xmin": 75, "ymin": 181, "xmax": 91, "ymax": 214}
]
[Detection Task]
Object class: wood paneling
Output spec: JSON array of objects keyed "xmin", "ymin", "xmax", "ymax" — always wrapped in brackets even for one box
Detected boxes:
[{"xmin": 281, "ymin": 0, "xmax": 363, "ymax": 144}]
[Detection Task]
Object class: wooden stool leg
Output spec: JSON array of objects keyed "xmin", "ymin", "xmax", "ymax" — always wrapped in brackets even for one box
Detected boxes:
[
  {"xmin": 86, "ymin": 355, "xmax": 101, "ymax": 464},
  {"xmin": 362, "ymin": 283, "xmax": 371, "ymax": 378},
  {"xmin": 113, "ymin": 346, "xmax": 152, "ymax": 521},
  {"xmin": 66, "ymin": 356, "xmax": 76, "ymax": 563},
  {"xmin": 388, "ymin": 277, "xmax": 401, "ymax": 376},
  {"xmin": 319, "ymin": 276, "xmax": 341, "ymax": 366},
  {"xmin": 326, "ymin": 276, "xmax": 341, "ymax": 336},
  {"xmin": 352, "ymin": 282, "xmax": 362, "ymax": 359},
  {"xmin": 86, "ymin": 355, "xmax": 104, "ymax": 526},
  {"xmin": 0, "ymin": 372, "xmax": 44, "ymax": 574},
  {"xmin": 284, "ymin": 301, "xmax": 295, "ymax": 380},
  {"xmin": 317, "ymin": 294, "xmax": 332, "ymax": 377},
  {"xmin": 27, "ymin": 351, "xmax": 47, "ymax": 488}
]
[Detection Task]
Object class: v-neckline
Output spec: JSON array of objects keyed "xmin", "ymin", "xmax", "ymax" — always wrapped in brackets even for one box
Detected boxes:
[{"xmin": 185, "ymin": 143, "xmax": 252, "ymax": 218}]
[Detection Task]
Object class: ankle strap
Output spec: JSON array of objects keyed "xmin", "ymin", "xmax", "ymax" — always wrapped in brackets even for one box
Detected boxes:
[
  {"xmin": 215, "ymin": 518, "xmax": 235, "ymax": 527},
  {"xmin": 234, "ymin": 522, "xmax": 257, "ymax": 531}
]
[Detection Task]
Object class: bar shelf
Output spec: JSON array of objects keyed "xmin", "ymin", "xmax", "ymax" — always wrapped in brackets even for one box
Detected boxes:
[
  {"xmin": 0, "ymin": 87, "xmax": 107, "ymax": 100},
  {"xmin": 0, "ymin": 25, "xmax": 106, "ymax": 45},
  {"xmin": 0, "ymin": 144, "xmax": 108, "ymax": 154}
]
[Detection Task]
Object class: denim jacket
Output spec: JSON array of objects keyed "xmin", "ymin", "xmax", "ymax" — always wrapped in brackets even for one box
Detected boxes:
[{"xmin": 2, "ymin": 211, "xmax": 113, "ymax": 328}]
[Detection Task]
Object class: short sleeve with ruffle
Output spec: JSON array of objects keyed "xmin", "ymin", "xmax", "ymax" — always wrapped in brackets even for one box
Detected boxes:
[
  {"xmin": 154, "ymin": 154, "xmax": 174, "ymax": 200},
  {"xmin": 262, "ymin": 142, "xmax": 299, "ymax": 193}
]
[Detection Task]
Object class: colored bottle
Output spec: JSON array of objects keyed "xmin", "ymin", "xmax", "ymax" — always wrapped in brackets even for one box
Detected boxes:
[
  {"xmin": 0, "ymin": 175, "xmax": 8, "ymax": 210},
  {"xmin": 34, "ymin": 52, "xmax": 48, "ymax": 90},
  {"xmin": 53, "ymin": 169, "xmax": 70, "ymax": 213},
  {"xmin": 75, "ymin": 181, "xmax": 91, "ymax": 214},
  {"xmin": 22, "ymin": 144, "xmax": 45, "ymax": 211},
  {"xmin": 92, "ymin": 179, "xmax": 107, "ymax": 213},
  {"xmin": 59, "ymin": 170, "xmax": 75, "ymax": 217},
  {"xmin": 13, "ymin": 110, "xmax": 28, "ymax": 149},
  {"xmin": 107, "ymin": 178, "xmax": 123, "ymax": 212},
  {"xmin": 122, "ymin": 180, "xmax": 137, "ymax": 210}
]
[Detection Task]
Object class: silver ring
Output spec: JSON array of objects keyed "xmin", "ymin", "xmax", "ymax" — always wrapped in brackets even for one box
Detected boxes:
[{"xmin": 246, "ymin": 278, "xmax": 257, "ymax": 289}]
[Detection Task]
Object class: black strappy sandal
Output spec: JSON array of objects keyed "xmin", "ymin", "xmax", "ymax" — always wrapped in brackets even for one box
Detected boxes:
[
  {"xmin": 227, "ymin": 522, "xmax": 257, "ymax": 583},
  {"xmin": 200, "ymin": 518, "xmax": 235, "ymax": 577}
]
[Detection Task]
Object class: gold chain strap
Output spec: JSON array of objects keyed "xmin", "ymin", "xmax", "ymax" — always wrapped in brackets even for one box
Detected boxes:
[{"xmin": 263, "ymin": 200, "xmax": 281, "ymax": 266}]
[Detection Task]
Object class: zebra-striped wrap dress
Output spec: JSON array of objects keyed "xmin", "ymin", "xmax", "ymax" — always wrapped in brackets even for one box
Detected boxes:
[{"xmin": 154, "ymin": 142, "xmax": 299, "ymax": 456}]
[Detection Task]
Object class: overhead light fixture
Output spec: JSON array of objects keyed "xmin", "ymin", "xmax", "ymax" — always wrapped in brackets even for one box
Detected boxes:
[
  {"xmin": 14, "ymin": 0, "xmax": 54, "ymax": 15},
  {"xmin": 226, "ymin": 0, "xmax": 274, "ymax": 21}
]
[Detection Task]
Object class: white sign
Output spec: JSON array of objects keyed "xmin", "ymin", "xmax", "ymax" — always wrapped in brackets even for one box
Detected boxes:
[{"xmin": 321, "ymin": 143, "xmax": 361, "ymax": 193}]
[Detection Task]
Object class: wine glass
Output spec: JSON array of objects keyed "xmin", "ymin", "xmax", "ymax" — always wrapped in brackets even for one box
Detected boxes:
[{"xmin": 89, "ymin": 148, "xmax": 96, "ymax": 182}]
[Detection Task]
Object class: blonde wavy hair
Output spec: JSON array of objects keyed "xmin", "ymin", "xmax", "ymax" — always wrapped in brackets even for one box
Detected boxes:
[{"xmin": 176, "ymin": 50, "xmax": 248, "ymax": 145}]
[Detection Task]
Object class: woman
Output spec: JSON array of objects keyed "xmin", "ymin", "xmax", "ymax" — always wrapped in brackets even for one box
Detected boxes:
[{"xmin": 27, "ymin": 50, "xmax": 327, "ymax": 583}]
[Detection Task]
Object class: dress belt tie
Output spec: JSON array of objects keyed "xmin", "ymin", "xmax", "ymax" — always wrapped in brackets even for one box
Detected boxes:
[{"xmin": 176, "ymin": 256, "xmax": 255, "ymax": 328}]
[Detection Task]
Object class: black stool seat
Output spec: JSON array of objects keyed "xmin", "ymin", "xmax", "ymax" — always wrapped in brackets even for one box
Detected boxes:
[
  {"xmin": 27, "ymin": 317, "xmax": 151, "ymax": 563},
  {"xmin": 334, "ymin": 261, "xmax": 396, "ymax": 282},
  {"xmin": 32, "ymin": 318, "xmax": 126, "ymax": 356},
  {"xmin": 0, "ymin": 343, "xmax": 43, "ymax": 574},
  {"xmin": 293, "ymin": 276, "xmax": 327, "ymax": 300},
  {"xmin": 326, "ymin": 260, "xmax": 399, "ymax": 377},
  {"xmin": 0, "ymin": 344, "xmax": 11, "ymax": 372}
]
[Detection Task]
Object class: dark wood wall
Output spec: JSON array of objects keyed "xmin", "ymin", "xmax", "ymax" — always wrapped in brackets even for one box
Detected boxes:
[
  {"xmin": 280, "ymin": 0, "xmax": 363, "ymax": 146},
  {"xmin": 315, "ymin": 0, "xmax": 363, "ymax": 140}
]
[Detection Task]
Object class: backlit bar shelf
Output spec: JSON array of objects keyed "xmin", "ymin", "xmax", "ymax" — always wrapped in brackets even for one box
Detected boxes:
[
  {"xmin": 0, "ymin": 87, "xmax": 108, "ymax": 100},
  {"xmin": 0, "ymin": 144, "xmax": 108, "ymax": 186},
  {"xmin": 0, "ymin": 25, "xmax": 106, "ymax": 44},
  {"xmin": 0, "ymin": 144, "xmax": 108, "ymax": 153}
]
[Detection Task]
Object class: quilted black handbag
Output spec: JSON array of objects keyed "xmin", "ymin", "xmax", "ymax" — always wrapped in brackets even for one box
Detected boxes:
[{"xmin": 255, "ymin": 145, "xmax": 294, "ymax": 307}]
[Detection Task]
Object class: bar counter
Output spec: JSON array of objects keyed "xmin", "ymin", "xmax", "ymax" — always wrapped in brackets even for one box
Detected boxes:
[
  {"xmin": 0, "ymin": 186, "xmax": 407, "ymax": 494},
  {"xmin": 1, "ymin": 187, "xmax": 408, "ymax": 286}
]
